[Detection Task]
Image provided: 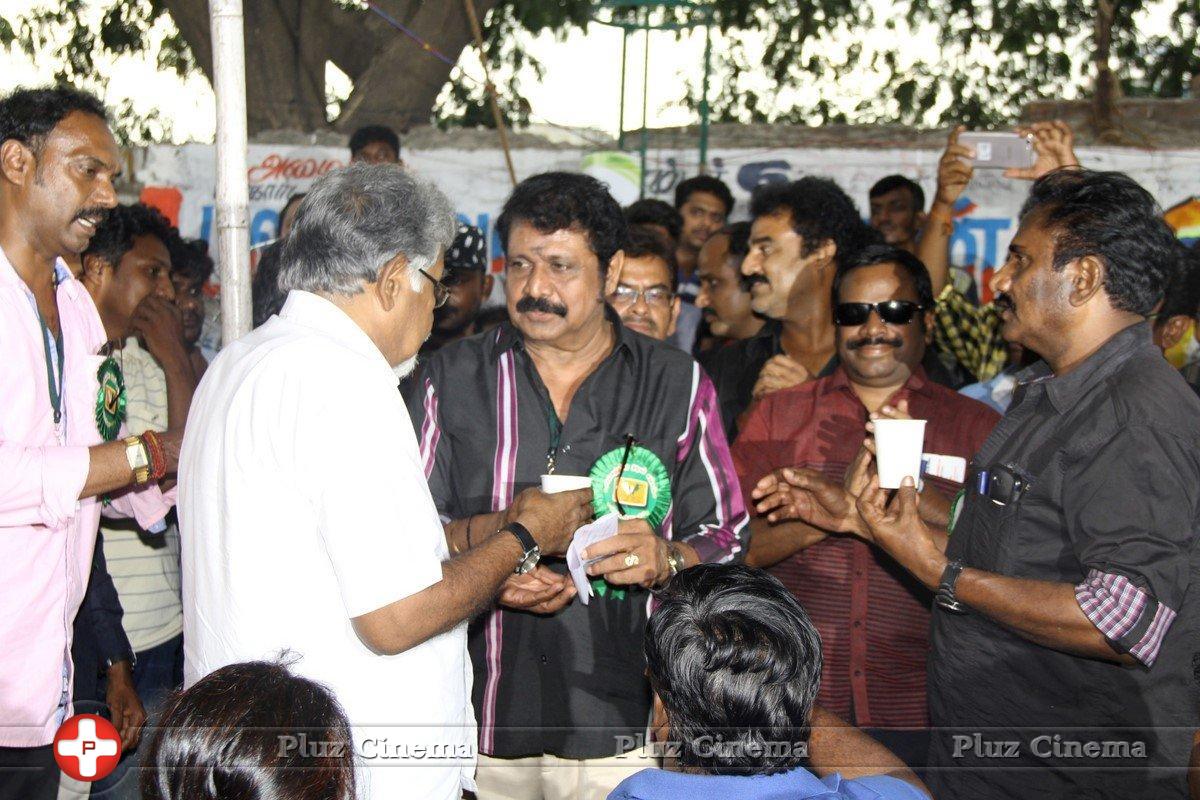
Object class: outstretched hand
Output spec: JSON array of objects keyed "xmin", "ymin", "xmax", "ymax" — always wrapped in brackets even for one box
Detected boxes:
[{"xmin": 855, "ymin": 475, "xmax": 946, "ymax": 589}]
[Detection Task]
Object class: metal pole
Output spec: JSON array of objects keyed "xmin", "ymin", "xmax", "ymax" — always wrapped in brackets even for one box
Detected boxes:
[
  {"xmin": 699, "ymin": 10, "xmax": 712, "ymax": 173},
  {"xmin": 639, "ymin": 14, "xmax": 649, "ymax": 198},
  {"xmin": 463, "ymin": 0, "xmax": 518, "ymax": 187},
  {"xmin": 209, "ymin": 0, "xmax": 251, "ymax": 344},
  {"xmin": 617, "ymin": 27, "xmax": 628, "ymax": 150}
]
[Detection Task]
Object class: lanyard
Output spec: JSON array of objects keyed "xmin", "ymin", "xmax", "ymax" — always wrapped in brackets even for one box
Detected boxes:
[{"xmin": 34, "ymin": 291, "xmax": 65, "ymax": 427}]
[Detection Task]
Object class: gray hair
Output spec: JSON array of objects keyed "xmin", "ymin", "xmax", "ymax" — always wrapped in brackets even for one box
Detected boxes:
[{"xmin": 277, "ymin": 162, "xmax": 456, "ymax": 296}]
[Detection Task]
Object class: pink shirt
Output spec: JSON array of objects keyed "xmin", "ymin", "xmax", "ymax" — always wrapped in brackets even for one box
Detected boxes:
[{"xmin": 0, "ymin": 249, "xmax": 172, "ymax": 747}]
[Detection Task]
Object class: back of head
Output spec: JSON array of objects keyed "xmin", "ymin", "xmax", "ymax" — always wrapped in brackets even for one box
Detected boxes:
[
  {"xmin": 1019, "ymin": 169, "xmax": 1177, "ymax": 316},
  {"xmin": 674, "ymin": 175, "xmax": 735, "ymax": 217},
  {"xmin": 1159, "ymin": 243, "xmax": 1200, "ymax": 321},
  {"xmin": 832, "ymin": 243, "xmax": 935, "ymax": 310},
  {"xmin": 252, "ymin": 241, "xmax": 287, "ymax": 328},
  {"xmin": 348, "ymin": 124, "xmax": 400, "ymax": 159},
  {"xmin": 0, "ymin": 85, "xmax": 108, "ymax": 154},
  {"xmin": 869, "ymin": 174, "xmax": 925, "ymax": 211},
  {"xmin": 141, "ymin": 660, "xmax": 356, "ymax": 800},
  {"xmin": 625, "ymin": 198, "xmax": 684, "ymax": 242},
  {"xmin": 278, "ymin": 162, "xmax": 454, "ymax": 297},
  {"xmin": 496, "ymin": 171, "xmax": 628, "ymax": 275},
  {"xmin": 646, "ymin": 564, "xmax": 822, "ymax": 776},
  {"xmin": 751, "ymin": 177, "xmax": 880, "ymax": 267},
  {"xmin": 84, "ymin": 202, "xmax": 178, "ymax": 267},
  {"xmin": 624, "ymin": 225, "xmax": 679, "ymax": 291}
]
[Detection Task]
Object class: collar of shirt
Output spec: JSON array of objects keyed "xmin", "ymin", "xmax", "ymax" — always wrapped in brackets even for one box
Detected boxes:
[
  {"xmin": 1013, "ymin": 320, "xmax": 1154, "ymax": 414},
  {"xmin": 492, "ymin": 305, "xmax": 638, "ymax": 374},
  {"xmin": 278, "ymin": 290, "xmax": 400, "ymax": 388},
  {"xmin": 611, "ymin": 765, "xmax": 892, "ymax": 800},
  {"xmin": 819, "ymin": 362, "xmax": 934, "ymax": 407}
]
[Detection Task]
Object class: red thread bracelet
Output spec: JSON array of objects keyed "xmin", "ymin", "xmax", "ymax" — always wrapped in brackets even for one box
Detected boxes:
[{"xmin": 141, "ymin": 431, "xmax": 168, "ymax": 482}]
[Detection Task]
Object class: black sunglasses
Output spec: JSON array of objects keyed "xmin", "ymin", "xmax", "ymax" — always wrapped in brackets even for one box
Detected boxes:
[
  {"xmin": 833, "ymin": 300, "xmax": 924, "ymax": 327},
  {"xmin": 418, "ymin": 269, "xmax": 451, "ymax": 308}
]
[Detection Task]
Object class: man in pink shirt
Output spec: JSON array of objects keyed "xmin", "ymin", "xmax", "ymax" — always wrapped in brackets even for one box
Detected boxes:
[{"xmin": 0, "ymin": 86, "xmax": 180, "ymax": 800}]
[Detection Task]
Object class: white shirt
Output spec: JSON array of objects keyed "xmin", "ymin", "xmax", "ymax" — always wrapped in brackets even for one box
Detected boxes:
[{"xmin": 179, "ymin": 291, "xmax": 475, "ymax": 800}]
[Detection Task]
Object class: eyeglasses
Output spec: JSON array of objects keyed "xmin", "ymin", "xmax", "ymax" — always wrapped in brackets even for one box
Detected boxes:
[
  {"xmin": 609, "ymin": 285, "xmax": 674, "ymax": 308},
  {"xmin": 418, "ymin": 269, "xmax": 451, "ymax": 308},
  {"xmin": 833, "ymin": 300, "xmax": 924, "ymax": 327}
]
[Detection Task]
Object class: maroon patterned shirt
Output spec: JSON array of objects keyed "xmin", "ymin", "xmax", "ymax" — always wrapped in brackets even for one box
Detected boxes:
[{"xmin": 732, "ymin": 365, "xmax": 998, "ymax": 728}]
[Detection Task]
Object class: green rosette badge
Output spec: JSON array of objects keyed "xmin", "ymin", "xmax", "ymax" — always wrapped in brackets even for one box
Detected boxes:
[
  {"xmin": 95, "ymin": 356, "xmax": 127, "ymax": 442},
  {"xmin": 587, "ymin": 444, "xmax": 672, "ymax": 600}
]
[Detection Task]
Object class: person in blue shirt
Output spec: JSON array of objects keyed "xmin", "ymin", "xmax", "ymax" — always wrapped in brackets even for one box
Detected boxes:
[{"xmin": 610, "ymin": 564, "xmax": 929, "ymax": 800}]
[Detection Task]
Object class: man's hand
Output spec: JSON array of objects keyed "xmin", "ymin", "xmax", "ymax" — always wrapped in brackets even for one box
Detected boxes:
[
  {"xmin": 855, "ymin": 476, "xmax": 947, "ymax": 589},
  {"xmin": 130, "ymin": 296, "xmax": 190, "ymax": 372},
  {"xmin": 753, "ymin": 468, "xmax": 863, "ymax": 537},
  {"xmin": 1005, "ymin": 120, "xmax": 1080, "ymax": 181},
  {"xmin": 498, "ymin": 565, "xmax": 576, "ymax": 614},
  {"xmin": 105, "ymin": 660, "xmax": 146, "ymax": 750},
  {"xmin": 583, "ymin": 518, "xmax": 671, "ymax": 588},
  {"xmin": 933, "ymin": 126, "xmax": 975, "ymax": 208},
  {"xmin": 843, "ymin": 438, "xmax": 877, "ymax": 500},
  {"xmin": 752, "ymin": 355, "xmax": 810, "ymax": 400},
  {"xmin": 505, "ymin": 487, "xmax": 593, "ymax": 556}
]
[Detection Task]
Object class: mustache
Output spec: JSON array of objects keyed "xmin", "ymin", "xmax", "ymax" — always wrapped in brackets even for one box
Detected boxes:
[
  {"xmin": 847, "ymin": 335, "xmax": 904, "ymax": 350},
  {"xmin": 743, "ymin": 275, "xmax": 768, "ymax": 290},
  {"xmin": 994, "ymin": 293, "xmax": 1015, "ymax": 311},
  {"xmin": 515, "ymin": 295, "xmax": 568, "ymax": 318},
  {"xmin": 74, "ymin": 206, "xmax": 110, "ymax": 224}
]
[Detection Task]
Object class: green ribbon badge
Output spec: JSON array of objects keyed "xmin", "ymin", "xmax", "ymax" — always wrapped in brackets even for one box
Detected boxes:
[
  {"xmin": 95, "ymin": 355, "xmax": 127, "ymax": 442},
  {"xmin": 587, "ymin": 444, "xmax": 672, "ymax": 601}
]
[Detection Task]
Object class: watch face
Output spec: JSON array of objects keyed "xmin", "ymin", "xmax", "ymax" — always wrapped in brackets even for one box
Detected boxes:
[{"xmin": 516, "ymin": 546, "xmax": 540, "ymax": 575}]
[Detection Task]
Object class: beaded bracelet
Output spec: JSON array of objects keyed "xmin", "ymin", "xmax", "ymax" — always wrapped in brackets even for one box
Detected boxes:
[{"xmin": 141, "ymin": 430, "xmax": 168, "ymax": 482}]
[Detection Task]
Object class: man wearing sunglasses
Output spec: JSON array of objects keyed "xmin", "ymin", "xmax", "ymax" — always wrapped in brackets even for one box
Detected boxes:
[
  {"xmin": 705, "ymin": 177, "xmax": 880, "ymax": 439},
  {"xmin": 732, "ymin": 244, "xmax": 999, "ymax": 772},
  {"xmin": 608, "ymin": 226, "xmax": 681, "ymax": 342},
  {"xmin": 425, "ymin": 222, "xmax": 495, "ymax": 352}
]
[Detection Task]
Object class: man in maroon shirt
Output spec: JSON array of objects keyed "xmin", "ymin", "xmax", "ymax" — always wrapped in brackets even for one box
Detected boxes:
[{"xmin": 732, "ymin": 244, "xmax": 998, "ymax": 770}]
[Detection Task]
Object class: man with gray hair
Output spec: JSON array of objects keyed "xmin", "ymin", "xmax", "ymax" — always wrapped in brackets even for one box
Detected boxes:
[{"xmin": 178, "ymin": 163, "xmax": 593, "ymax": 799}]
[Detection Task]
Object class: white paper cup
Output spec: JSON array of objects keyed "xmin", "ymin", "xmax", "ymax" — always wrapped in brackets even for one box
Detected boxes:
[
  {"xmin": 541, "ymin": 474, "xmax": 592, "ymax": 494},
  {"xmin": 873, "ymin": 419, "xmax": 927, "ymax": 489}
]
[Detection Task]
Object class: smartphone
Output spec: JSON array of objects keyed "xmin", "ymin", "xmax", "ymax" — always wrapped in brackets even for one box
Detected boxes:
[{"xmin": 959, "ymin": 131, "xmax": 1034, "ymax": 170}]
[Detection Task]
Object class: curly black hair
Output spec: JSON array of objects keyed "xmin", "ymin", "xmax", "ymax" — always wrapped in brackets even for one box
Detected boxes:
[
  {"xmin": 750, "ymin": 177, "xmax": 881, "ymax": 266},
  {"xmin": 624, "ymin": 225, "xmax": 679, "ymax": 291},
  {"xmin": 496, "ymin": 171, "xmax": 629, "ymax": 276},
  {"xmin": 1020, "ymin": 169, "xmax": 1178, "ymax": 316},
  {"xmin": 0, "ymin": 85, "xmax": 108, "ymax": 155},
  {"xmin": 348, "ymin": 124, "xmax": 400, "ymax": 158},
  {"xmin": 1159, "ymin": 242, "xmax": 1200, "ymax": 320},
  {"xmin": 83, "ymin": 202, "xmax": 179, "ymax": 269},
  {"xmin": 167, "ymin": 237, "xmax": 214, "ymax": 289},
  {"xmin": 674, "ymin": 175, "xmax": 735, "ymax": 217},
  {"xmin": 625, "ymin": 198, "xmax": 683, "ymax": 242}
]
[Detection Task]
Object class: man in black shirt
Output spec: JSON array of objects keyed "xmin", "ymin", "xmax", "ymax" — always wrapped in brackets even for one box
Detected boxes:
[
  {"xmin": 852, "ymin": 169, "xmax": 1200, "ymax": 798},
  {"xmin": 705, "ymin": 178, "xmax": 880, "ymax": 438},
  {"xmin": 405, "ymin": 172, "xmax": 748, "ymax": 799}
]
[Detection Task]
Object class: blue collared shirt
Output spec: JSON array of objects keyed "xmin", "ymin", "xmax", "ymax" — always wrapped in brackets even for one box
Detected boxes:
[{"xmin": 608, "ymin": 766, "xmax": 928, "ymax": 800}]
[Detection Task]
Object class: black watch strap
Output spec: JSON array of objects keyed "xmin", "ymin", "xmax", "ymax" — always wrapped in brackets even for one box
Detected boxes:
[
  {"xmin": 505, "ymin": 522, "xmax": 537, "ymax": 553},
  {"xmin": 936, "ymin": 559, "xmax": 968, "ymax": 614}
]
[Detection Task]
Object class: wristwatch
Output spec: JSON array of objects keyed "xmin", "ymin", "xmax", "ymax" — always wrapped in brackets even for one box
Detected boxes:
[
  {"xmin": 503, "ymin": 522, "xmax": 540, "ymax": 575},
  {"xmin": 935, "ymin": 559, "xmax": 968, "ymax": 614},
  {"xmin": 666, "ymin": 543, "xmax": 685, "ymax": 577},
  {"xmin": 123, "ymin": 435, "xmax": 151, "ymax": 486}
]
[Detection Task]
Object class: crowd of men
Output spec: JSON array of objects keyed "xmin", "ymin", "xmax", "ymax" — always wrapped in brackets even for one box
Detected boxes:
[{"xmin": 2, "ymin": 83, "xmax": 1199, "ymax": 800}]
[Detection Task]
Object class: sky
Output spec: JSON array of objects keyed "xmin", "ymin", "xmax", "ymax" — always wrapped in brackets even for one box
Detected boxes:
[{"xmin": 0, "ymin": 0, "xmax": 1183, "ymax": 145}]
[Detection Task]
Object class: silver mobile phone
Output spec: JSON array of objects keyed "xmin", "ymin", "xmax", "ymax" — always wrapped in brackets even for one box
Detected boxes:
[{"xmin": 959, "ymin": 131, "xmax": 1034, "ymax": 170}]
